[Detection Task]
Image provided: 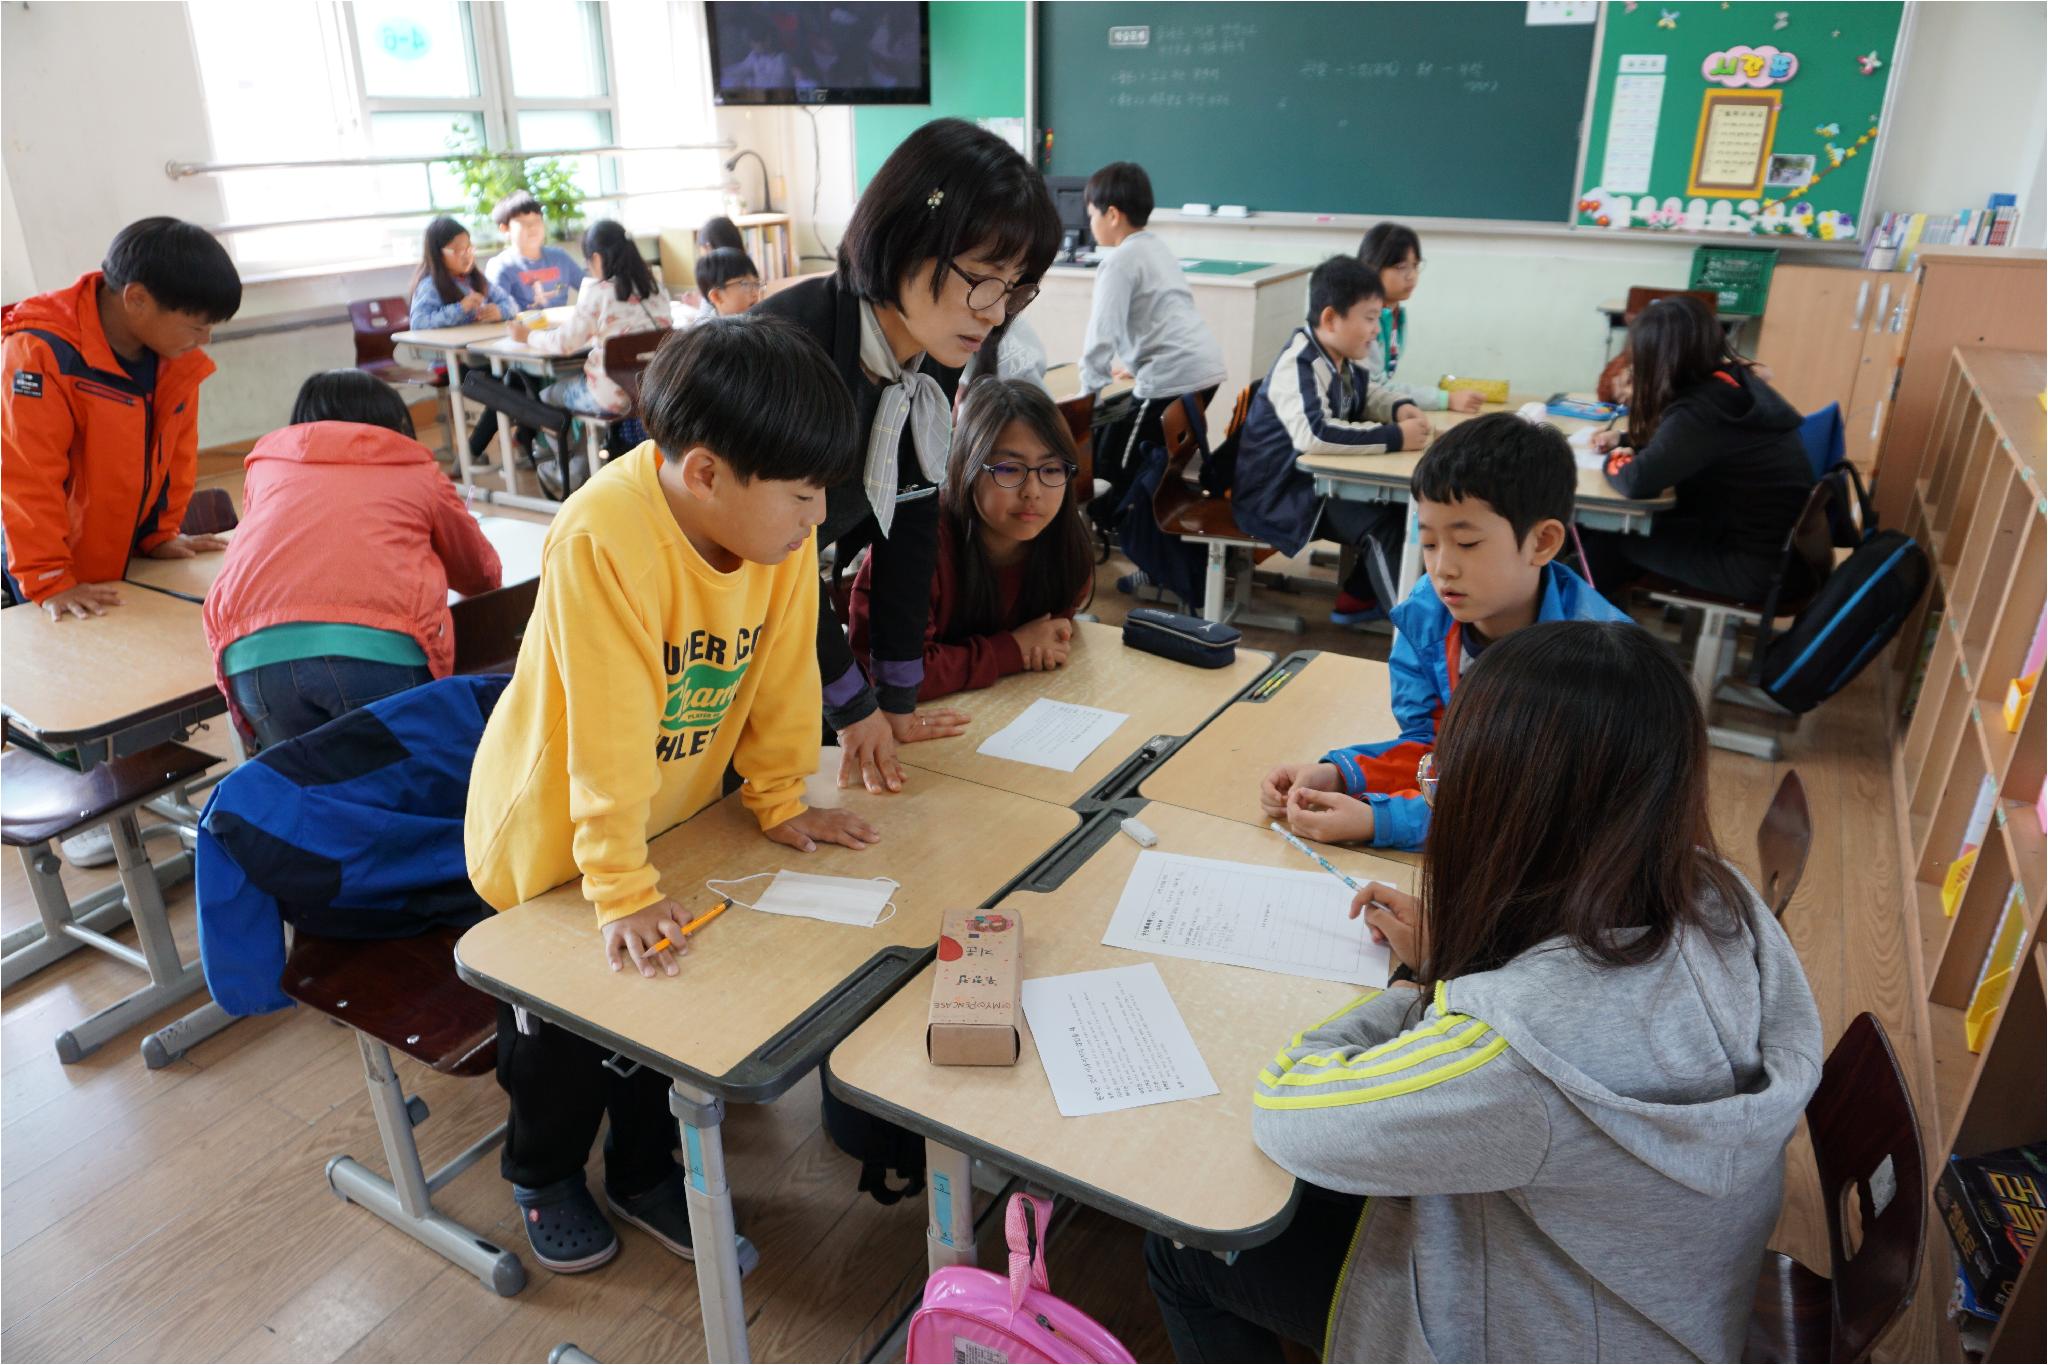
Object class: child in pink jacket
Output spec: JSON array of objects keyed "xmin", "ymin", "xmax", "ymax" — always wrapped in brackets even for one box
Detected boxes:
[{"xmin": 203, "ymin": 370, "xmax": 502, "ymax": 748}]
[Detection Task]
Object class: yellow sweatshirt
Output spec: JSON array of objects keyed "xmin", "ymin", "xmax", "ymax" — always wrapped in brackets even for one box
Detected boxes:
[{"xmin": 465, "ymin": 441, "xmax": 820, "ymax": 922}]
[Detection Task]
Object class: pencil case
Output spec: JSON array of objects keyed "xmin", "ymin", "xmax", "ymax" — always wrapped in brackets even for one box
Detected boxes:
[
  {"xmin": 1122, "ymin": 608, "xmax": 1240, "ymax": 669},
  {"xmin": 1440, "ymin": 376, "xmax": 1509, "ymax": 403}
]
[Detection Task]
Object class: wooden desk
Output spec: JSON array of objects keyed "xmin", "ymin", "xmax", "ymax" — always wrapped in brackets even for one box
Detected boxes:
[
  {"xmin": 122, "ymin": 532, "xmax": 235, "ymax": 602},
  {"xmin": 390, "ymin": 319, "xmax": 538, "ymax": 508},
  {"xmin": 828, "ymin": 801, "xmax": 1417, "ymax": 1257},
  {"xmin": 1300, "ymin": 396, "xmax": 1676, "ymax": 594},
  {"xmin": 1140, "ymin": 651, "xmax": 1409, "ymax": 862},
  {"xmin": 455, "ymin": 759, "xmax": 1078, "ymax": 1362},
  {"xmin": 897, "ymin": 621, "xmax": 1269, "ymax": 806},
  {"xmin": 0, "ymin": 590, "xmax": 219, "ymax": 758},
  {"xmin": 1042, "ymin": 363, "xmax": 1134, "ymax": 405}
]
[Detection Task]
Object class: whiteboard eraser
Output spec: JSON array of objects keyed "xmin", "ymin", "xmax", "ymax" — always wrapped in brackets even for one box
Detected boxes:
[
  {"xmin": 1119, "ymin": 816, "xmax": 1159, "ymax": 848},
  {"xmin": 1180, "ymin": 203, "xmax": 1214, "ymax": 216},
  {"xmin": 1216, "ymin": 204, "xmax": 1250, "ymax": 218}
]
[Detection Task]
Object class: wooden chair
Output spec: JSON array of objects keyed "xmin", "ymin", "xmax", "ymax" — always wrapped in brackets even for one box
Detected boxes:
[
  {"xmin": 1154, "ymin": 390, "xmax": 1304, "ymax": 633},
  {"xmin": 350, "ymin": 296, "xmax": 447, "ymax": 389},
  {"xmin": 282, "ymin": 925, "xmax": 526, "ymax": 1296},
  {"xmin": 1647, "ymin": 467, "xmax": 1849, "ymax": 760},
  {"xmin": 1625, "ymin": 286, "xmax": 1720, "ymax": 322},
  {"xmin": 1055, "ymin": 389, "xmax": 1103, "ymax": 512},
  {"xmin": 451, "ymin": 577, "xmax": 541, "ymax": 676},
  {"xmin": 1758, "ymin": 770, "xmax": 1813, "ymax": 919},
  {"xmin": 180, "ymin": 486, "xmax": 237, "ymax": 536},
  {"xmin": 1745, "ymin": 1012, "xmax": 1924, "ymax": 1362},
  {"xmin": 0, "ymin": 738, "xmax": 217, "ymax": 1064}
]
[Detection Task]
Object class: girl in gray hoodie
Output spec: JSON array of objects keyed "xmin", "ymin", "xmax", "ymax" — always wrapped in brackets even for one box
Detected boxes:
[{"xmin": 1146, "ymin": 620, "xmax": 1824, "ymax": 1362}]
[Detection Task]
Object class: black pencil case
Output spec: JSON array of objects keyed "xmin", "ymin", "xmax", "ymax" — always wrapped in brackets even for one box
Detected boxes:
[{"xmin": 1121, "ymin": 608, "xmax": 1240, "ymax": 669}]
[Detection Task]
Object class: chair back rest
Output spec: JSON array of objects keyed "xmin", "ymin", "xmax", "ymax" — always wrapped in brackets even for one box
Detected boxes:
[
  {"xmin": 452, "ymin": 578, "xmax": 541, "ymax": 676},
  {"xmin": 1808, "ymin": 1012, "xmax": 1925, "ymax": 1362},
  {"xmin": 601, "ymin": 328, "xmax": 669, "ymax": 417},
  {"xmin": 1056, "ymin": 390, "xmax": 1096, "ymax": 509},
  {"xmin": 1624, "ymin": 286, "xmax": 1720, "ymax": 322},
  {"xmin": 181, "ymin": 486, "xmax": 238, "ymax": 535},
  {"xmin": 1150, "ymin": 392, "xmax": 1210, "ymax": 529},
  {"xmin": 1757, "ymin": 470, "xmax": 1851, "ymax": 632},
  {"xmin": 1756, "ymin": 768, "xmax": 1812, "ymax": 918},
  {"xmin": 348, "ymin": 296, "xmax": 410, "ymax": 366},
  {"xmin": 1798, "ymin": 403, "xmax": 1847, "ymax": 481}
]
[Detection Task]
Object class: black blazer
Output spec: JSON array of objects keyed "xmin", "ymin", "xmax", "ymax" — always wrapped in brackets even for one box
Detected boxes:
[{"xmin": 760, "ymin": 274, "xmax": 963, "ymax": 728}]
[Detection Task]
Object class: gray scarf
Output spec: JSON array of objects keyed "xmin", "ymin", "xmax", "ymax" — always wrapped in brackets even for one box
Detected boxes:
[{"xmin": 856, "ymin": 299, "xmax": 951, "ymax": 535}]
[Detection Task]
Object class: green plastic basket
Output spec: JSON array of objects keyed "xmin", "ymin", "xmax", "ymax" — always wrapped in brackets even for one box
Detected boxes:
[{"xmin": 1689, "ymin": 246, "xmax": 1778, "ymax": 316}]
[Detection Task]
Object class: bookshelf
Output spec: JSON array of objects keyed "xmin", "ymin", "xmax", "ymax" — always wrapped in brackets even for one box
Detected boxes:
[{"xmin": 1888, "ymin": 346, "xmax": 2045, "ymax": 1360}]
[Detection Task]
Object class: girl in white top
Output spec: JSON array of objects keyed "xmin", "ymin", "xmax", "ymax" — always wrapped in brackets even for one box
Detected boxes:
[{"xmin": 515, "ymin": 219, "xmax": 671, "ymax": 417}]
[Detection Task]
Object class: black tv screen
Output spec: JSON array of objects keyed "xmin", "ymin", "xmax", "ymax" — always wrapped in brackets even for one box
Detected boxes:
[{"xmin": 706, "ymin": 2, "xmax": 930, "ymax": 106}]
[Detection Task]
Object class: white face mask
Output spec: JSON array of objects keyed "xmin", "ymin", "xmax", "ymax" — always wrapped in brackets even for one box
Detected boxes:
[{"xmin": 707, "ymin": 870, "xmax": 899, "ymax": 928}]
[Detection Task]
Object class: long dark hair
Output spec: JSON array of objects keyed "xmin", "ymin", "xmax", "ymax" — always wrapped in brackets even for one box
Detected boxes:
[
  {"xmin": 582, "ymin": 219, "xmax": 659, "ymax": 303},
  {"xmin": 1417, "ymin": 620, "xmax": 1750, "ymax": 998},
  {"xmin": 943, "ymin": 378, "xmax": 1094, "ymax": 633},
  {"xmin": 1625, "ymin": 295, "xmax": 1730, "ymax": 447},
  {"xmin": 1356, "ymin": 221, "xmax": 1423, "ymax": 276},
  {"xmin": 290, "ymin": 369, "xmax": 415, "ymax": 437},
  {"xmin": 410, "ymin": 216, "xmax": 486, "ymax": 305}
]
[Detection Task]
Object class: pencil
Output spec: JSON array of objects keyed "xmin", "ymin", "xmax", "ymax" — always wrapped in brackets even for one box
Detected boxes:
[
  {"xmin": 1268, "ymin": 821, "xmax": 1361, "ymax": 890},
  {"xmin": 650, "ymin": 898, "xmax": 731, "ymax": 955}
]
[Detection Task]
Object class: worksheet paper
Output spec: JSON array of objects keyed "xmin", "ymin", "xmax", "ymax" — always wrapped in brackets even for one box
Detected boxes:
[
  {"xmin": 1020, "ymin": 963, "xmax": 1219, "ymax": 1117},
  {"xmin": 1104, "ymin": 851, "xmax": 1391, "ymax": 988},
  {"xmin": 975, "ymin": 698, "xmax": 1129, "ymax": 772}
]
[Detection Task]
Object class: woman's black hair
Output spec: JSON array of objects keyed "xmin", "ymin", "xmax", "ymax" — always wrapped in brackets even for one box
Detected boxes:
[
  {"xmin": 410, "ymin": 216, "xmax": 487, "ymax": 305},
  {"xmin": 695, "ymin": 247, "xmax": 760, "ymax": 295},
  {"xmin": 1416, "ymin": 620, "xmax": 1750, "ymax": 999},
  {"xmin": 102, "ymin": 217, "xmax": 242, "ymax": 323},
  {"xmin": 943, "ymin": 378, "xmax": 1095, "ymax": 633},
  {"xmin": 838, "ymin": 117, "xmax": 1060, "ymax": 308},
  {"xmin": 581, "ymin": 219, "xmax": 660, "ymax": 303},
  {"xmin": 1356, "ymin": 221, "xmax": 1424, "ymax": 276},
  {"xmin": 289, "ymin": 369, "xmax": 416, "ymax": 438},
  {"xmin": 640, "ymin": 314, "xmax": 859, "ymax": 486},
  {"xmin": 1626, "ymin": 295, "xmax": 1727, "ymax": 449},
  {"xmin": 699, "ymin": 215, "xmax": 745, "ymax": 253}
]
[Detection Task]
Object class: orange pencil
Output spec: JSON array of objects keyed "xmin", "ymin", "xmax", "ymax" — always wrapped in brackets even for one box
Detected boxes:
[{"xmin": 650, "ymin": 899, "xmax": 730, "ymax": 955}]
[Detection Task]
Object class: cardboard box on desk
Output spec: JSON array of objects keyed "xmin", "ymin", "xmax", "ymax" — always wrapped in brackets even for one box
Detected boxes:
[{"xmin": 927, "ymin": 909, "xmax": 1021, "ymax": 1066}]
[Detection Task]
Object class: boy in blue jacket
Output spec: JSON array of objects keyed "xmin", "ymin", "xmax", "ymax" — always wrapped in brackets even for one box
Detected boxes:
[{"xmin": 1259, "ymin": 414, "xmax": 1631, "ymax": 849}]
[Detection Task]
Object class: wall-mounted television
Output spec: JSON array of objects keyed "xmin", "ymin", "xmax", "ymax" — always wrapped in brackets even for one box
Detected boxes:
[{"xmin": 705, "ymin": 2, "xmax": 930, "ymax": 106}]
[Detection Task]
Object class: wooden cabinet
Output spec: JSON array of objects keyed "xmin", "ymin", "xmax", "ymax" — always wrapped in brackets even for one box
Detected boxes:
[{"xmin": 1754, "ymin": 264, "xmax": 1901, "ymax": 472}]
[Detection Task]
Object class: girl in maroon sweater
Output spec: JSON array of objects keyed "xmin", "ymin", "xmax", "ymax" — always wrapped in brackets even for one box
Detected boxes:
[{"xmin": 851, "ymin": 378, "xmax": 1093, "ymax": 699}]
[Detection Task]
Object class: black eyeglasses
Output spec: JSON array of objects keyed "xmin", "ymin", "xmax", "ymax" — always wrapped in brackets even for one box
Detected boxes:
[
  {"xmin": 980, "ymin": 459, "xmax": 1076, "ymax": 489},
  {"xmin": 948, "ymin": 262, "xmax": 1041, "ymax": 316}
]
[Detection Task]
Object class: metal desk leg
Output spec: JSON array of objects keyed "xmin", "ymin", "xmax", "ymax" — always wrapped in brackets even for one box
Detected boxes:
[
  {"xmin": 1397, "ymin": 500, "xmax": 1424, "ymax": 598},
  {"xmin": 489, "ymin": 357, "xmax": 521, "ymax": 493},
  {"xmin": 671, "ymin": 1079, "xmax": 758, "ymax": 1363},
  {"xmin": 447, "ymin": 371, "xmax": 475, "ymax": 490},
  {"xmin": 925, "ymin": 1139, "xmax": 977, "ymax": 1274},
  {"xmin": 140, "ymin": 999, "xmax": 236, "ymax": 1069},
  {"xmin": 1200, "ymin": 543, "xmax": 1228, "ymax": 622}
]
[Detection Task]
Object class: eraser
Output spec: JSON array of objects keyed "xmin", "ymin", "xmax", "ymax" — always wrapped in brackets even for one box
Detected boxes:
[
  {"xmin": 1119, "ymin": 816, "xmax": 1159, "ymax": 848},
  {"xmin": 1216, "ymin": 204, "xmax": 1250, "ymax": 218},
  {"xmin": 1181, "ymin": 203, "xmax": 1214, "ymax": 216}
]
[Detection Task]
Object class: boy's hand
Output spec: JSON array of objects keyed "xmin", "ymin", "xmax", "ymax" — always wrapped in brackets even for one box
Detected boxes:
[
  {"xmin": 1589, "ymin": 428, "xmax": 1624, "ymax": 454},
  {"xmin": 143, "ymin": 533, "xmax": 229, "ymax": 559},
  {"xmin": 1348, "ymin": 882, "xmax": 1423, "ymax": 971},
  {"xmin": 40, "ymin": 583, "xmax": 123, "ymax": 621},
  {"xmin": 1396, "ymin": 414, "xmax": 1434, "ymax": 451},
  {"xmin": 602, "ymin": 899, "xmax": 688, "ymax": 977},
  {"xmin": 1259, "ymin": 761, "xmax": 1338, "ymax": 819},
  {"xmin": 1012, "ymin": 615, "xmax": 1072, "ymax": 671},
  {"xmin": 1287, "ymin": 786, "xmax": 1375, "ymax": 844},
  {"xmin": 1446, "ymin": 390, "xmax": 1486, "ymax": 414},
  {"xmin": 766, "ymin": 807, "xmax": 881, "ymax": 853}
]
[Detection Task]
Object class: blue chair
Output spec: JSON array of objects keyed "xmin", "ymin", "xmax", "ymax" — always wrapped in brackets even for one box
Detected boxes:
[{"xmin": 1798, "ymin": 403, "xmax": 1846, "ymax": 481}]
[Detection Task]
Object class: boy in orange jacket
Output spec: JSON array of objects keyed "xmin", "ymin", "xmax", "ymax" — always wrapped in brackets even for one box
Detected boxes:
[{"xmin": 3, "ymin": 217, "xmax": 242, "ymax": 620}]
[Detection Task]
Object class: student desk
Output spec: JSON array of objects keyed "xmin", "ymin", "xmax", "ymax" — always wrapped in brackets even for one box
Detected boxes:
[
  {"xmin": 895, "ymin": 621, "xmax": 1269, "ymax": 807},
  {"xmin": 1, "ymin": 590, "xmax": 221, "ymax": 764},
  {"xmin": 1042, "ymin": 363, "xmax": 1134, "ymax": 404},
  {"xmin": 454, "ymin": 759, "xmax": 1079, "ymax": 1363},
  {"xmin": 1299, "ymin": 397, "xmax": 1677, "ymax": 595},
  {"xmin": 467, "ymin": 314, "xmax": 591, "ymax": 512},
  {"xmin": 390, "ymin": 319, "xmax": 545, "ymax": 508},
  {"xmin": 827, "ymin": 801, "xmax": 1417, "ymax": 1268},
  {"xmin": 121, "ymin": 532, "xmax": 237, "ymax": 602},
  {"xmin": 1139, "ymin": 650, "xmax": 1411, "ymax": 859}
]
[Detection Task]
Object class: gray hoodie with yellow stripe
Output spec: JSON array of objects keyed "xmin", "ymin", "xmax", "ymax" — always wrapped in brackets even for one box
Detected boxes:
[{"xmin": 1252, "ymin": 881, "xmax": 1822, "ymax": 1362}]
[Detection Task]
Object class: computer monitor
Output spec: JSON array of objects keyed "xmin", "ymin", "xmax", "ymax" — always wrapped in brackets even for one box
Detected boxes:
[{"xmin": 1043, "ymin": 174, "xmax": 1093, "ymax": 261}]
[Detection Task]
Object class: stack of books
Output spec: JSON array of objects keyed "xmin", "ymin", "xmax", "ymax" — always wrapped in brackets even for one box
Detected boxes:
[{"xmin": 1864, "ymin": 194, "xmax": 2023, "ymax": 270}]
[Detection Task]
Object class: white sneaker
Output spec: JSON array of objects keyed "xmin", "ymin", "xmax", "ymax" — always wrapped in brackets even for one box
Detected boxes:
[{"xmin": 60, "ymin": 824, "xmax": 117, "ymax": 868}]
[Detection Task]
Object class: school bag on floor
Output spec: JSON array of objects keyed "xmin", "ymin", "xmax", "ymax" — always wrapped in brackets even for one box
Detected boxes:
[{"xmin": 907, "ymin": 1192, "xmax": 1134, "ymax": 1365}]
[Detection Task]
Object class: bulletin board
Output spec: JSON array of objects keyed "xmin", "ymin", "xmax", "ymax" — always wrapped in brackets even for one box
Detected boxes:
[{"xmin": 1578, "ymin": 0, "xmax": 1906, "ymax": 241}]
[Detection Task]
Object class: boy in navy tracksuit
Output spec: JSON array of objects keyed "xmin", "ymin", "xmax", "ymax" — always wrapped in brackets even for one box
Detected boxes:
[
  {"xmin": 1258, "ymin": 413, "xmax": 1632, "ymax": 849},
  {"xmin": 1232, "ymin": 256, "xmax": 1433, "ymax": 624}
]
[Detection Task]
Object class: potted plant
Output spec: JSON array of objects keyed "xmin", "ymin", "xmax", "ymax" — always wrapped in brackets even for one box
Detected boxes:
[{"xmin": 443, "ymin": 128, "xmax": 587, "ymax": 243}]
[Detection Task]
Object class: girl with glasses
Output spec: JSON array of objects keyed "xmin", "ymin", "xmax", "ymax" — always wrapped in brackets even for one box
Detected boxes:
[
  {"xmin": 1357, "ymin": 221, "xmax": 1489, "ymax": 416},
  {"xmin": 850, "ymin": 378, "xmax": 1094, "ymax": 700}
]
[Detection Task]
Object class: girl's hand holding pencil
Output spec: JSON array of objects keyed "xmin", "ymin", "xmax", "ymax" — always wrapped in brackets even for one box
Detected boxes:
[{"xmin": 1349, "ymin": 883, "xmax": 1423, "ymax": 972}]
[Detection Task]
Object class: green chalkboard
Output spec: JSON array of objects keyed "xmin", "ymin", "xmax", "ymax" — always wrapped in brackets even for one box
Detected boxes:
[
  {"xmin": 1578, "ymin": 1, "xmax": 1904, "ymax": 239},
  {"xmin": 1039, "ymin": 2, "xmax": 1601, "ymax": 223}
]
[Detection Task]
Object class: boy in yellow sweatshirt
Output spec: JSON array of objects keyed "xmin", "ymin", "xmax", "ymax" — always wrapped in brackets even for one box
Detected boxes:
[{"xmin": 465, "ymin": 315, "xmax": 872, "ymax": 1273}]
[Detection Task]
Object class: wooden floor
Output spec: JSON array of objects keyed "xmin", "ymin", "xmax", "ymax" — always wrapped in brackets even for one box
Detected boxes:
[{"xmin": 1, "ymin": 521, "xmax": 1946, "ymax": 1360}]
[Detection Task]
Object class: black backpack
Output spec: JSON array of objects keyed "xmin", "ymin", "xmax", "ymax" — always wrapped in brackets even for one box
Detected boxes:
[
  {"xmin": 1750, "ymin": 465, "xmax": 1929, "ymax": 714},
  {"xmin": 820, "ymin": 1082, "xmax": 924, "ymax": 1206}
]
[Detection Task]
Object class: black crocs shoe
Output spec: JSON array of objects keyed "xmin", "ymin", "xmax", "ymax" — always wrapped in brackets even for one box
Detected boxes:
[
  {"xmin": 513, "ymin": 1177, "xmax": 620, "ymax": 1273},
  {"xmin": 605, "ymin": 1169, "xmax": 698, "ymax": 1262}
]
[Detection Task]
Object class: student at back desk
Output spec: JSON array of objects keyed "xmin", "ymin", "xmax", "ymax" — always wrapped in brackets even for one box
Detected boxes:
[{"xmin": 486, "ymin": 190, "xmax": 586, "ymax": 312}]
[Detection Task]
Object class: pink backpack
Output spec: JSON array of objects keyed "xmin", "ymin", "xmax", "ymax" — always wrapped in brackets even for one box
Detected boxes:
[{"xmin": 906, "ymin": 1192, "xmax": 1135, "ymax": 1364}]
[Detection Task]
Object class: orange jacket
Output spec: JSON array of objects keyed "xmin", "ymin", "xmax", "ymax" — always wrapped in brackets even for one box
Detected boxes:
[{"xmin": 2, "ymin": 272, "xmax": 214, "ymax": 602}]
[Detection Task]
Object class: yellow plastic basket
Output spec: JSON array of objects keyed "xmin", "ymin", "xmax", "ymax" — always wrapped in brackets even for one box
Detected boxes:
[{"xmin": 1440, "ymin": 376, "xmax": 1509, "ymax": 404}]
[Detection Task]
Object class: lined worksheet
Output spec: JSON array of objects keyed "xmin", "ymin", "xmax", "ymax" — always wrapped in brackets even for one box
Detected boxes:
[
  {"xmin": 1021, "ymin": 963, "xmax": 1219, "ymax": 1117},
  {"xmin": 1104, "ymin": 851, "xmax": 1391, "ymax": 988},
  {"xmin": 976, "ymin": 697, "xmax": 1129, "ymax": 772}
]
